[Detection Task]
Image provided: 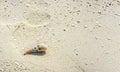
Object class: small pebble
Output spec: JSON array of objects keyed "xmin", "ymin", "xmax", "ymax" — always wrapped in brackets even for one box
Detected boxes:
[
  {"xmin": 98, "ymin": 11, "xmax": 102, "ymax": 14},
  {"xmin": 5, "ymin": 1, "xmax": 7, "ymax": 2},
  {"xmin": 63, "ymin": 29, "xmax": 66, "ymax": 31},
  {"xmin": 76, "ymin": 53, "xmax": 78, "ymax": 56},
  {"xmin": 77, "ymin": 21, "xmax": 80, "ymax": 23},
  {"xmin": 84, "ymin": 25, "xmax": 87, "ymax": 28},
  {"xmin": 15, "ymin": 62, "xmax": 20, "ymax": 66},
  {"xmin": 89, "ymin": 4, "xmax": 91, "ymax": 6},
  {"xmin": 71, "ymin": 24, "xmax": 75, "ymax": 27}
]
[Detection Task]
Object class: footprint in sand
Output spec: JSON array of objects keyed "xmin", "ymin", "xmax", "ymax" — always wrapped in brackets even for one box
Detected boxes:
[{"xmin": 25, "ymin": 11, "xmax": 51, "ymax": 27}]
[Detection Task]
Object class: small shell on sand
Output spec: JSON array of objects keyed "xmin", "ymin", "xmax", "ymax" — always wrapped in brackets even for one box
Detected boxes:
[
  {"xmin": 24, "ymin": 43, "xmax": 48, "ymax": 55},
  {"xmin": 37, "ymin": 43, "xmax": 48, "ymax": 50}
]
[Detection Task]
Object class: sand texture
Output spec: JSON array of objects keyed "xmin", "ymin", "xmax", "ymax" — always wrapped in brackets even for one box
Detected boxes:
[{"xmin": 0, "ymin": 0, "xmax": 120, "ymax": 72}]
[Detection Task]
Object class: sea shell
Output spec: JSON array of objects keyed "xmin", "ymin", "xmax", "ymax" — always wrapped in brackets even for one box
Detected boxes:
[
  {"xmin": 24, "ymin": 43, "xmax": 48, "ymax": 55},
  {"xmin": 37, "ymin": 43, "xmax": 48, "ymax": 50}
]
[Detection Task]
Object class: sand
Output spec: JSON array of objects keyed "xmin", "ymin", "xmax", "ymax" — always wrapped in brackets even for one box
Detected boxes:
[{"xmin": 0, "ymin": 0, "xmax": 120, "ymax": 72}]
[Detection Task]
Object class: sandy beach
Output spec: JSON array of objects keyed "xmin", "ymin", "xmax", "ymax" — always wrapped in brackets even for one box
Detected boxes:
[{"xmin": 0, "ymin": 0, "xmax": 120, "ymax": 72}]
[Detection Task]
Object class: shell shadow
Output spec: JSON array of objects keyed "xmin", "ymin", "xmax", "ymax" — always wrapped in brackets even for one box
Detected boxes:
[
  {"xmin": 32, "ymin": 52, "xmax": 46, "ymax": 56},
  {"xmin": 25, "ymin": 52, "xmax": 46, "ymax": 56}
]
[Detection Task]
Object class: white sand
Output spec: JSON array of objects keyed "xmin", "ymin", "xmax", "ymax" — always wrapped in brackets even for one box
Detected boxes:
[{"xmin": 0, "ymin": 0, "xmax": 120, "ymax": 72}]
